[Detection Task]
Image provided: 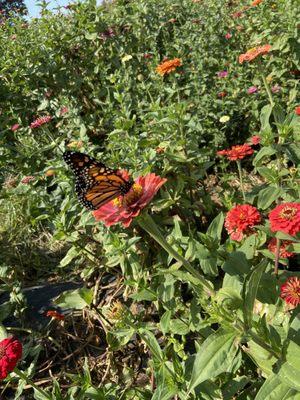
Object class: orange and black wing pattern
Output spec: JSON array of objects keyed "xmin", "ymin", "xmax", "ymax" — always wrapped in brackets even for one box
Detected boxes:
[{"xmin": 63, "ymin": 151, "xmax": 133, "ymax": 210}]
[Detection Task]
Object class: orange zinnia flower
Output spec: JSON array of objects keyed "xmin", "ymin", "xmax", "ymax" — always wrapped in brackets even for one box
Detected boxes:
[
  {"xmin": 156, "ymin": 58, "xmax": 182, "ymax": 76},
  {"xmin": 239, "ymin": 44, "xmax": 271, "ymax": 64},
  {"xmin": 251, "ymin": 0, "xmax": 263, "ymax": 6}
]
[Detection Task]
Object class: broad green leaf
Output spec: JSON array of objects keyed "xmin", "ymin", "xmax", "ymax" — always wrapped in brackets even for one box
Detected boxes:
[
  {"xmin": 160, "ymin": 310, "xmax": 172, "ymax": 335},
  {"xmin": 130, "ymin": 288, "xmax": 157, "ymax": 301},
  {"xmin": 257, "ymin": 187, "xmax": 283, "ymax": 210},
  {"xmin": 246, "ymin": 340, "xmax": 277, "ymax": 376},
  {"xmin": 206, "ymin": 212, "xmax": 224, "ymax": 240},
  {"xmin": 255, "ymin": 373, "xmax": 300, "ymax": 400},
  {"xmin": 253, "ymin": 146, "xmax": 276, "ymax": 166},
  {"xmin": 54, "ymin": 288, "xmax": 93, "ymax": 309},
  {"xmin": 260, "ymin": 104, "xmax": 273, "ymax": 131},
  {"xmin": 139, "ymin": 329, "xmax": 164, "ymax": 363},
  {"xmin": 257, "ymin": 167, "xmax": 277, "ymax": 183},
  {"xmin": 106, "ymin": 328, "xmax": 135, "ymax": 351},
  {"xmin": 59, "ymin": 246, "xmax": 79, "ymax": 267},
  {"xmin": 242, "ymin": 260, "xmax": 268, "ymax": 328},
  {"xmin": 187, "ymin": 330, "xmax": 240, "ymax": 394},
  {"xmin": 0, "ymin": 324, "xmax": 7, "ymax": 340}
]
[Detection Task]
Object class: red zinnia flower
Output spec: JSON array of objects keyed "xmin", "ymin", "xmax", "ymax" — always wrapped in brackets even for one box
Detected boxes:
[
  {"xmin": 30, "ymin": 116, "xmax": 52, "ymax": 129},
  {"xmin": 295, "ymin": 106, "xmax": 300, "ymax": 116},
  {"xmin": 0, "ymin": 337, "xmax": 22, "ymax": 380},
  {"xmin": 11, "ymin": 124, "xmax": 20, "ymax": 132},
  {"xmin": 280, "ymin": 277, "xmax": 300, "ymax": 307},
  {"xmin": 156, "ymin": 58, "xmax": 182, "ymax": 76},
  {"xmin": 21, "ymin": 176, "xmax": 35, "ymax": 184},
  {"xmin": 225, "ymin": 33, "xmax": 232, "ymax": 39},
  {"xmin": 93, "ymin": 172, "xmax": 167, "ymax": 227},
  {"xmin": 46, "ymin": 310, "xmax": 65, "ymax": 321},
  {"xmin": 218, "ymin": 91, "xmax": 227, "ymax": 98},
  {"xmin": 225, "ymin": 204, "xmax": 261, "ymax": 241},
  {"xmin": 250, "ymin": 135, "xmax": 261, "ymax": 145},
  {"xmin": 239, "ymin": 44, "xmax": 271, "ymax": 64},
  {"xmin": 269, "ymin": 203, "xmax": 300, "ymax": 236},
  {"xmin": 267, "ymin": 238, "xmax": 295, "ymax": 258},
  {"xmin": 217, "ymin": 144, "xmax": 254, "ymax": 161}
]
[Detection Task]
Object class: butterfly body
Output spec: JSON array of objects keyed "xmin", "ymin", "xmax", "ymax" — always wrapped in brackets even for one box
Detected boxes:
[{"xmin": 63, "ymin": 151, "xmax": 133, "ymax": 210}]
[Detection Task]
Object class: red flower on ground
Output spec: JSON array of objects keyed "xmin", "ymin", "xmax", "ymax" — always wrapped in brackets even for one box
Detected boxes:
[
  {"xmin": 239, "ymin": 44, "xmax": 271, "ymax": 63},
  {"xmin": 93, "ymin": 173, "xmax": 167, "ymax": 227},
  {"xmin": 267, "ymin": 238, "xmax": 295, "ymax": 258},
  {"xmin": 0, "ymin": 337, "xmax": 22, "ymax": 380},
  {"xmin": 218, "ymin": 91, "xmax": 227, "ymax": 98},
  {"xmin": 46, "ymin": 310, "xmax": 65, "ymax": 321},
  {"xmin": 225, "ymin": 204, "xmax": 261, "ymax": 241},
  {"xmin": 21, "ymin": 176, "xmax": 35, "ymax": 184},
  {"xmin": 280, "ymin": 277, "xmax": 300, "ymax": 307},
  {"xmin": 11, "ymin": 124, "xmax": 20, "ymax": 132},
  {"xmin": 217, "ymin": 144, "xmax": 254, "ymax": 161},
  {"xmin": 156, "ymin": 58, "xmax": 182, "ymax": 76},
  {"xmin": 295, "ymin": 106, "xmax": 300, "ymax": 116},
  {"xmin": 269, "ymin": 203, "xmax": 300, "ymax": 236},
  {"xmin": 30, "ymin": 116, "xmax": 52, "ymax": 129},
  {"xmin": 250, "ymin": 135, "xmax": 261, "ymax": 145}
]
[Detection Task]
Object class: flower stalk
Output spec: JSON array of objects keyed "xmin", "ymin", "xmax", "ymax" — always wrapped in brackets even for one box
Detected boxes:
[
  {"xmin": 14, "ymin": 368, "xmax": 52, "ymax": 399},
  {"xmin": 137, "ymin": 213, "xmax": 214, "ymax": 297},
  {"xmin": 236, "ymin": 160, "xmax": 246, "ymax": 202}
]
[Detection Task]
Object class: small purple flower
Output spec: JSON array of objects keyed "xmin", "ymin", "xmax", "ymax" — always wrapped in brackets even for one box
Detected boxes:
[
  {"xmin": 100, "ymin": 28, "xmax": 115, "ymax": 40},
  {"xmin": 247, "ymin": 86, "xmax": 258, "ymax": 94},
  {"xmin": 271, "ymin": 84, "xmax": 281, "ymax": 93},
  {"xmin": 217, "ymin": 70, "xmax": 228, "ymax": 78}
]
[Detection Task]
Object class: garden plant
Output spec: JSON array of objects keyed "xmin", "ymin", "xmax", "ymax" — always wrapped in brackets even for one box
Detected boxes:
[{"xmin": 0, "ymin": 0, "xmax": 299, "ymax": 398}]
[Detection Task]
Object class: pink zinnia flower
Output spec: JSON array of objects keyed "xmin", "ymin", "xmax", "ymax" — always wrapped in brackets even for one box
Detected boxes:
[
  {"xmin": 30, "ymin": 116, "xmax": 52, "ymax": 129},
  {"xmin": 247, "ymin": 86, "xmax": 258, "ymax": 94},
  {"xmin": 280, "ymin": 277, "xmax": 300, "ymax": 307},
  {"xmin": 250, "ymin": 135, "xmax": 261, "ymax": 145},
  {"xmin": 271, "ymin": 84, "xmax": 281, "ymax": 93},
  {"xmin": 217, "ymin": 70, "xmax": 228, "ymax": 78},
  {"xmin": 93, "ymin": 172, "xmax": 167, "ymax": 228},
  {"xmin": 21, "ymin": 176, "xmax": 35, "ymax": 184},
  {"xmin": 60, "ymin": 106, "xmax": 69, "ymax": 115},
  {"xmin": 225, "ymin": 33, "xmax": 232, "ymax": 39},
  {"xmin": 11, "ymin": 124, "xmax": 20, "ymax": 132}
]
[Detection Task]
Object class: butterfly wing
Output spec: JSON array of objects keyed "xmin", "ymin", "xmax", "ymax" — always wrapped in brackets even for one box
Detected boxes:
[{"xmin": 63, "ymin": 151, "xmax": 133, "ymax": 210}]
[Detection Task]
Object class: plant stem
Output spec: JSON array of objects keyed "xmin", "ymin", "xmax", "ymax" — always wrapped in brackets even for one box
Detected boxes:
[
  {"xmin": 14, "ymin": 368, "xmax": 52, "ymax": 399},
  {"xmin": 236, "ymin": 160, "xmax": 246, "ymax": 202},
  {"xmin": 137, "ymin": 213, "xmax": 214, "ymax": 297},
  {"xmin": 261, "ymin": 74, "xmax": 274, "ymax": 107},
  {"xmin": 274, "ymin": 238, "xmax": 280, "ymax": 276}
]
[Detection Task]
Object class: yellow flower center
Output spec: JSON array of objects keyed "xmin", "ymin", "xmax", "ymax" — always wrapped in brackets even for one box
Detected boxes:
[
  {"xmin": 113, "ymin": 183, "xmax": 143, "ymax": 208},
  {"xmin": 279, "ymin": 206, "xmax": 297, "ymax": 220}
]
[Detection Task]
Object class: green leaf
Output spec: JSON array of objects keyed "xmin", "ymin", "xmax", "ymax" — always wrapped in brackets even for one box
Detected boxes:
[
  {"xmin": 242, "ymin": 260, "xmax": 268, "ymax": 328},
  {"xmin": 257, "ymin": 167, "xmax": 278, "ymax": 183},
  {"xmin": 160, "ymin": 310, "xmax": 172, "ymax": 335},
  {"xmin": 206, "ymin": 212, "xmax": 224, "ymax": 240},
  {"xmin": 255, "ymin": 373, "xmax": 300, "ymax": 400},
  {"xmin": 59, "ymin": 246, "xmax": 79, "ymax": 267},
  {"xmin": 260, "ymin": 104, "xmax": 273, "ymax": 131},
  {"xmin": 85, "ymin": 32, "xmax": 97, "ymax": 40},
  {"xmin": 106, "ymin": 328, "xmax": 135, "ymax": 351},
  {"xmin": 253, "ymin": 146, "xmax": 276, "ymax": 166},
  {"xmin": 186, "ymin": 330, "xmax": 240, "ymax": 394},
  {"xmin": 0, "ymin": 324, "xmax": 7, "ymax": 340},
  {"xmin": 257, "ymin": 186, "xmax": 283, "ymax": 210},
  {"xmin": 139, "ymin": 329, "xmax": 164, "ymax": 363},
  {"xmin": 54, "ymin": 288, "xmax": 93, "ymax": 309},
  {"xmin": 130, "ymin": 288, "xmax": 157, "ymax": 301}
]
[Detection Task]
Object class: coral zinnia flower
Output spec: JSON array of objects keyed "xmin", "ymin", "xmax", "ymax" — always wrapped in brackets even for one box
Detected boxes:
[
  {"xmin": 295, "ymin": 106, "xmax": 300, "ymax": 116},
  {"xmin": 93, "ymin": 173, "xmax": 167, "ymax": 227},
  {"xmin": 0, "ymin": 337, "xmax": 22, "ymax": 380},
  {"xmin": 280, "ymin": 277, "xmax": 300, "ymax": 307},
  {"xmin": 269, "ymin": 203, "xmax": 300, "ymax": 236},
  {"xmin": 11, "ymin": 124, "xmax": 20, "ymax": 132},
  {"xmin": 156, "ymin": 58, "xmax": 182, "ymax": 76},
  {"xmin": 267, "ymin": 238, "xmax": 295, "ymax": 258},
  {"xmin": 251, "ymin": 0, "xmax": 263, "ymax": 6},
  {"xmin": 217, "ymin": 144, "xmax": 254, "ymax": 161},
  {"xmin": 46, "ymin": 310, "xmax": 65, "ymax": 321},
  {"xmin": 239, "ymin": 44, "xmax": 271, "ymax": 63},
  {"xmin": 250, "ymin": 135, "xmax": 261, "ymax": 145},
  {"xmin": 30, "ymin": 115, "xmax": 52, "ymax": 129},
  {"xmin": 225, "ymin": 204, "xmax": 261, "ymax": 241}
]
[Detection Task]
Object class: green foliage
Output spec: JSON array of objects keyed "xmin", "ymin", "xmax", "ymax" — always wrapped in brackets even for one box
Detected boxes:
[{"xmin": 0, "ymin": 0, "xmax": 299, "ymax": 398}]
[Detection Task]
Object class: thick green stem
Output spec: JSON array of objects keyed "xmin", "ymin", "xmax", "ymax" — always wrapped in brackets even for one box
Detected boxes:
[
  {"xmin": 14, "ymin": 368, "xmax": 52, "ymax": 399},
  {"xmin": 137, "ymin": 213, "xmax": 214, "ymax": 297},
  {"xmin": 274, "ymin": 238, "xmax": 280, "ymax": 276},
  {"xmin": 236, "ymin": 160, "xmax": 246, "ymax": 202},
  {"xmin": 261, "ymin": 74, "xmax": 274, "ymax": 107}
]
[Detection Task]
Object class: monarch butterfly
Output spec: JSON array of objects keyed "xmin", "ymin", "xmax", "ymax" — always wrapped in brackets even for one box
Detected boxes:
[{"xmin": 63, "ymin": 151, "xmax": 133, "ymax": 210}]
